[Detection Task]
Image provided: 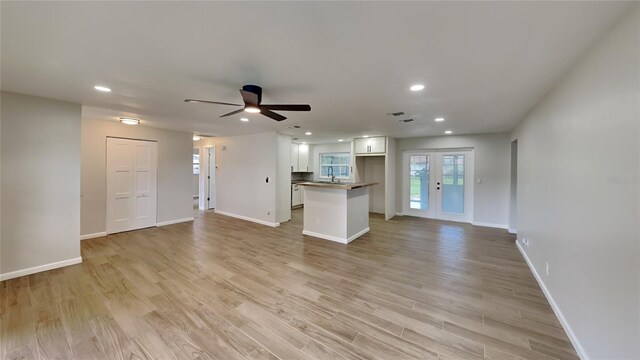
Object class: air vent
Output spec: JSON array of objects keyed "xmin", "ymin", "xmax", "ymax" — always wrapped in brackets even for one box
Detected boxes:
[
  {"xmin": 399, "ymin": 119, "xmax": 414, "ymax": 123},
  {"xmin": 390, "ymin": 111, "xmax": 405, "ymax": 117},
  {"xmin": 288, "ymin": 125, "xmax": 301, "ymax": 129},
  {"xmin": 292, "ymin": 137, "xmax": 299, "ymax": 140}
]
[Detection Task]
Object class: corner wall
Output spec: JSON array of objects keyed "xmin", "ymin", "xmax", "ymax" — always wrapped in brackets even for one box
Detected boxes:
[
  {"xmin": 196, "ymin": 132, "xmax": 279, "ymax": 226},
  {"xmin": 81, "ymin": 116, "xmax": 193, "ymax": 236},
  {"xmin": 510, "ymin": 7, "xmax": 639, "ymax": 359},
  {"xmin": 1, "ymin": 92, "xmax": 82, "ymax": 279}
]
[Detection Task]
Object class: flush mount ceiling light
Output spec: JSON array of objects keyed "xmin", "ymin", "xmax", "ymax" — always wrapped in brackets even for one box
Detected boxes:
[
  {"xmin": 435, "ymin": 117, "xmax": 445, "ymax": 122},
  {"xmin": 410, "ymin": 84, "xmax": 425, "ymax": 91},
  {"xmin": 240, "ymin": 117, "xmax": 249, "ymax": 122},
  {"xmin": 193, "ymin": 135, "xmax": 201, "ymax": 141},
  {"xmin": 119, "ymin": 117, "xmax": 140, "ymax": 125},
  {"xmin": 363, "ymin": 135, "xmax": 369, "ymax": 138},
  {"xmin": 244, "ymin": 106, "xmax": 261, "ymax": 113},
  {"xmin": 305, "ymin": 132, "xmax": 312, "ymax": 135},
  {"xmin": 338, "ymin": 139, "xmax": 344, "ymax": 142},
  {"xmin": 444, "ymin": 130, "xmax": 453, "ymax": 134},
  {"xmin": 94, "ymin": 85, "xmax": 112, "ymax": 92}
]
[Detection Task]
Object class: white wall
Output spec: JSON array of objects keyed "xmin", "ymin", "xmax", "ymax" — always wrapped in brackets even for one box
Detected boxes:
[
  {"xmin": 196, "ymin": 132, "xmax": 279, "ymax": 226},
  {"xmin": 312, "ymin": 142, "xmax": 354, "ymax": 182},
  {"xmin": 510, "ymin": 7, "xmax": 639, "ymax": 359},
  {"xmin": 385, "ymin": 137, "xmax": 397, "ymax": 220},
  {"xmin": 1, "ymin": 92, "xmax": 82, "ymax": 279},
  {"xmin": 396, "ymin": 132, "xmax": 511, "ymax": 227},
  {"xmin": 81, "ymin": 117, "xmax": 193, "ymax": 236},
  {"xmin": 276, "ymin": 134, "xmax": 292, "ymax": 223}
]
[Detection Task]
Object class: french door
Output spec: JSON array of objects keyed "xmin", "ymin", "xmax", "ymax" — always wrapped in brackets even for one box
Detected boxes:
[
  {"xmin": 403, "ymin": 150, "xmax": 474, "ymax": 222},
  {"xmin": 106, "ymin": 137, "xmax": 158, "ymax": 234}
]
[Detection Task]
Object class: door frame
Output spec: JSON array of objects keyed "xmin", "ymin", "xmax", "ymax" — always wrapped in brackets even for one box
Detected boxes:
[
  {"xmin": 105, "ymin": 136, "xmax": 158, "ymax": 234},
  {"xmin": 402, "ymin": 148, "xmax": 474, "ymax": 223},
  {"xmin": 206, "ymin": 146, "xmax": 216, "ymax": 209}
]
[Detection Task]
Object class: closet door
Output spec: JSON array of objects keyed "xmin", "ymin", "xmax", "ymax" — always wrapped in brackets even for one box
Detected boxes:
[{"xmin": 106, "ymin": 138, "xmax": 157, "ymax": 234}]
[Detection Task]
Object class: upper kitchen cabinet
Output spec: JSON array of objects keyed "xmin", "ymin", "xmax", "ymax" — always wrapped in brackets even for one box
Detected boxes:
[
  {"xmin": 354, "ymin": 136, "xmax": 386, "ymax": 155},
  {"xmin": 291, "ymin": 143, "xmax": 312, "ymax": 172}
]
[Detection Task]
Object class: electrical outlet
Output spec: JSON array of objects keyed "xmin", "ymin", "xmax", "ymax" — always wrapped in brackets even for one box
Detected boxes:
[
  {"xmin": 545, "ymin": 261, "xmax": 550, "ymax": 276},
  {"xmin": 267, "ymin": 210, "xmax": 271, "ymax": 215}
]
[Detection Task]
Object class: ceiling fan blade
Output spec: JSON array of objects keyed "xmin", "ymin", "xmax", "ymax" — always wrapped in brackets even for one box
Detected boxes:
[
  {"xmin": 261, "ymin": 109, "xmax": 287, "ymax": 121},
  {"xmin": 184, "ymin": 99, "xmax": 242, "ymax": 106},
  {"xmin": 220, "ymin": 108, "xmax": 245, "ymax": 117},
  {"xmin": 239, "ymin": 89, "xmax": 259, "ymax": 106},
  {"xmin": 260, "ymin": 104, "xmax": 311, "ymax": 112}
]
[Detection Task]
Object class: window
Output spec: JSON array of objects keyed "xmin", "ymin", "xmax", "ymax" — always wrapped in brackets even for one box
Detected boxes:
[
  {"xmin": 319, "ymin": 152, "xmax": 350, "ymax": 179},
  {"xmin": 193, "ymin": 153, "xmax": 200, "ymax": 175}
]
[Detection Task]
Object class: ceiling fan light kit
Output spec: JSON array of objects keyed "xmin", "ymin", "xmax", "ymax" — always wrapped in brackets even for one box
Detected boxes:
[{"xmin": 185, "ymin": 84, "xmax": 311, "ymax": 122}]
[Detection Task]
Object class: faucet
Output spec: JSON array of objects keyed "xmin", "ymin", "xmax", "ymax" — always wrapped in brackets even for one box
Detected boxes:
[{"xmin": 328, "ymin": 166, "xmax": 335, "ymax": 182}]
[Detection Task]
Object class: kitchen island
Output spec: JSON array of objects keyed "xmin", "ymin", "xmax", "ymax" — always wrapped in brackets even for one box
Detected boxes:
[{"xmin": 298, "ymin": 182, "xmax": 377, "ymax": 243}]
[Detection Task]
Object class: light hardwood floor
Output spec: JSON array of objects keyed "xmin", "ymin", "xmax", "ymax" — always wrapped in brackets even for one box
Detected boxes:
[{"xmin": 1, "ymin": 209, "xmax": 578, "ymax": 360}]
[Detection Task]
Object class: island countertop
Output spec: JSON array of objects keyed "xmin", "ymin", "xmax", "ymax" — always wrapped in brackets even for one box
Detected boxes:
[{"xmin": 297, "ymin": 181, "xmax": 378, "ymax": 190}]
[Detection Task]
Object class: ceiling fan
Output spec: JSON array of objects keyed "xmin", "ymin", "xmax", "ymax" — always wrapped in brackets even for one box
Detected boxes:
[{"xmin": 185, "ymin": 85, "xmax": 311, "ymax": 122}]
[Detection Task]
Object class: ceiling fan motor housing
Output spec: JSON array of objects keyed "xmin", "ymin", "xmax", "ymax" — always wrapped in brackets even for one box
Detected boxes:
[{"xmin": 242, "ymin": 84, "xmax": 262, "ymax": 104}]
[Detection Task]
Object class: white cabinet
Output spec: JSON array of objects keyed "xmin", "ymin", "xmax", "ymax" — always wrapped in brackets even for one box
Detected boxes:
[
  {"xmin": 354, "ymin": 137, "xmax": 386, "ymax": 155},
  {"xmin": 291, "ymin": 144, "xmax": 299, "ymax": 172},
  {"xmin": 292, "ymin": 184, "xmax": 302, "ymax": 207},
  {"xmin": 291, "ymin": 143, "xmax": 312, "ymax": 172}
]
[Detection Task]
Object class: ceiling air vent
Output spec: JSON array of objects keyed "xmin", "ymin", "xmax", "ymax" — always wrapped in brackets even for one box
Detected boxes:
[
  {"xmin": 399, "ymin": 119, "xmax": 414, "ymax": 123},
  {"xmin": 388, "ymin": 111, "xmax": 405, "ymax": 117}
]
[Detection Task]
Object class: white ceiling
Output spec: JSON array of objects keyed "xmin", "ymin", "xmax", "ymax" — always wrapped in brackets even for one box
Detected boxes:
[{"xmin": 1, "ymin": 1, "xmax": 632, "ymax": 143}]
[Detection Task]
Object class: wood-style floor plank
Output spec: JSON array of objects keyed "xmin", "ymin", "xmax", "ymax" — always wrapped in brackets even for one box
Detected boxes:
[{"xmin": 0, "ymin": 209, "xmax": 578, "ymax": 359}]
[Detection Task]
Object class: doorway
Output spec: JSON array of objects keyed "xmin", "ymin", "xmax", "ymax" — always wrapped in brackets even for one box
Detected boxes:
[
  {"xmin": 106, "ymin": 137, "xmax": 158, "ymax": 234},
  {"xmin": 207, "ymin": 147, "xmax": 216, "ymax": 209},
  {"xmin": 402, "ymin": 149, "xmax": 474, "ymax": 223}
]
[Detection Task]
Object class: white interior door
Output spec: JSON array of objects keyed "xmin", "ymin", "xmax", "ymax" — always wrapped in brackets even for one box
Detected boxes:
[
  {"xmin": 106, "ymin": 138, "xmax": 157, "ymax": 234},
  {"xmin": 208, "ymin": 147, "xmax": 216, "ymax": 209},
  {"xmin": 403, "ymin": 150, "xmax": 474, "ymax": 223}
]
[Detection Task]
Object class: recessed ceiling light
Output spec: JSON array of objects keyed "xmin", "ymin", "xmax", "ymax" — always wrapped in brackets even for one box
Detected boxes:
[
  {"xmin": 305, "ymin": 132, "xmax": 312, "ymax": 135},
  {"xmin": 410, "ymin": 84, "xmax": 425, "ymax": 91},
  {"xmin": 240, "ymin": 118, "xmax": 249, "ymax": 122},
  {"xmin": 338, "ymin": 139, "xmax": 344, "ymax": 142},
  {"xmin": 119, "ymin": 117, "xmax": 140, "ymax": 125},
  {"xmin": 193, "ymin": 135, "xmax": 201, "ymax": 141},
  {"xmin": 244, "ymin": 106, "xmax": 260, "ymax": 113},
  {"xmin": 94, "ymin": 85, "xmax": 112, "ymax": 92},
  {"xmin": 363, "ymin": 135, "xmax": 369, "ymax": 138},
  {"xmin": 444, "ymin": 130, "xmax": 453, "ymax": 134},
  {"xmin": 435, "ymin": 117, "xmax": 445, "ymax": 122}
]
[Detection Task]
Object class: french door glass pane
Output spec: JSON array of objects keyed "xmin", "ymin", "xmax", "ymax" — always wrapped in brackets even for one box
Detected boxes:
[
  {"xmin": 409, "ymin": 155, "xmax": 429, "ymax": 210},
  {"xmin": 442, "ymin": 155, "xmax": 464, "ymax": 213}
]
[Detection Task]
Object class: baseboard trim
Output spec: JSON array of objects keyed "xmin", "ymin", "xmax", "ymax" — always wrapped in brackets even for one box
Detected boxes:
[
  {"xmin": 395, "ymin": 212, "xmax": 404, "ymax": 216},
  {"xmin": 508, "ymin": 228, "xmax": 517, "ymax": 234},
  {"xmin": 214, "ymin": 210, "xmax": 280, "ymax": 228},
  {"xmin": 0, "ymin": 257, "xmax": 83, "ymax": 282},
  {"xmin": 80, "ymin": 232, "xmax": 107, "ymax": 241},
  {"xmin": 471, "ymin": 221, "xmax": 508, "ymax": 229},
  {"xmin": 516, "ymin": 241, "xmax": 589, "ymax": 360},
  {"xmin": 303, "ymin": 227, "xmax": 369, "ymax": 244},
  {"xmin": 156, "ymin": 217, "xmax": 194, "ymax": 227}
]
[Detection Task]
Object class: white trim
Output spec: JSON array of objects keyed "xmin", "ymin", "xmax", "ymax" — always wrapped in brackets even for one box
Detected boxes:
[
  {"xmin": 80, "ymin": 232, "xmax": 107, "ymax": 241},
  {"xmin": 516, "ymin": 241, "xmax": 589, "ymax": 360},
  {"xmin": 471, "ymin": 221, "xmax": 508, "ymax": 229},
  {"xmin": 0, "ymin": 257, "xmax": 83, "ymax": 282},
  {"xmin": 214, "ymin": 210, "xmax": 280, "ymax": 228},
  {"xmin": 302, "ymin": 227, "xmax": 370, "ymax": 244},
  {"xmin": 395, "ymin": 212, "xmax": 404, "ymax": 216},
  {"xmin": 508, "ymin": 228, "xmax": 517, "ymax": 234},
  {"xmin": 156, "ymin": 217, "xmax": 194, "ymax": 227}
]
